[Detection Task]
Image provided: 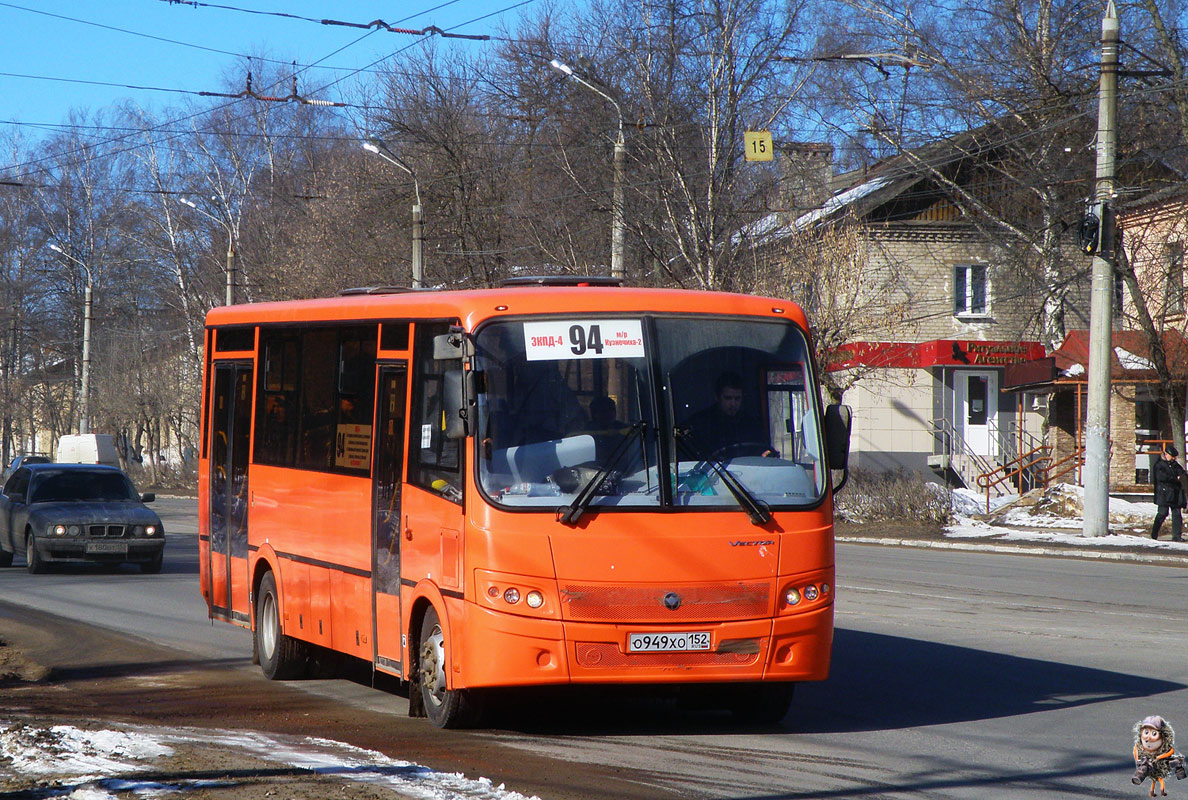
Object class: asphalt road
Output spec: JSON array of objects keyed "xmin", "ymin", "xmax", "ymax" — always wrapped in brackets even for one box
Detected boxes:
[{"xmin": 2, "ymin": 497, "xmax": 1185, "ymax": 800}]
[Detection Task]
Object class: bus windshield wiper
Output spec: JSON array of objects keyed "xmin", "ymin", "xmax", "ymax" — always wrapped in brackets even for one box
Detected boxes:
[
  {"xmin": 672, "ymin": 427, "xmax": 771, "ymax": 526},
  {"xmin": 557, "ymin": 421, "xmax": 646, "ymax": 526}
]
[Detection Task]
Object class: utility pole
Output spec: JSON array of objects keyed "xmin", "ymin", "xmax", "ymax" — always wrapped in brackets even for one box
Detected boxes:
[{"xmin": 1084, "ymin": 0, "xmax": 1119, "ymax": 537}]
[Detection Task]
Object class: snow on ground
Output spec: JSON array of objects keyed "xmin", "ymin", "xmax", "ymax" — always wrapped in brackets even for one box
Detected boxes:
[
  {"xmin": 946, "ymin": 484, "xmax": 1188, "ymax": 550},
  {"xmin": 0, "ymin": 721, "xmax": 542, "ymax": 800}
]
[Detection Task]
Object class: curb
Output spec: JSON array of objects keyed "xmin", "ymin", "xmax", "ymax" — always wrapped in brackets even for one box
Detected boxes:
[{"xmin": 836, "ymin": 536, "xmax": 1188, "ymax": 566}]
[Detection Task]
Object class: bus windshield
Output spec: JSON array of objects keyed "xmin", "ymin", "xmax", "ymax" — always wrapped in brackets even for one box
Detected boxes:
[{"xmin": 474, "ymin": 316, "xmax": 826, "ymax": 513}]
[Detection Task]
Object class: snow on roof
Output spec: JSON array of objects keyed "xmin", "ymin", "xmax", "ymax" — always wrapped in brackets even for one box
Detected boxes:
[
  {"xmin": 734, "ymin": 175, "xmax": 894, "ymax": 248},
  {"xmin": 1114, "ymin": 346, "xmax": 1156, "ymax": 371},
  {"xmin": 794, "ymin": 176, "xmax": 893, "ymax": 228}
]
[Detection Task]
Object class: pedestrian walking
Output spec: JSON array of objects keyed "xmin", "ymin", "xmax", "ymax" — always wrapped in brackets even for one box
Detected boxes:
[{"xmin": 1151, "ymin": 446, "xmax": 1187, "ymax": 542}]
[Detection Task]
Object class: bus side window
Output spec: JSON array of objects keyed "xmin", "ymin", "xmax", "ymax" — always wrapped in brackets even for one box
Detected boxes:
[{"xmin": 409, "ymin": 321, "xmax": 462, "ymax": 502}]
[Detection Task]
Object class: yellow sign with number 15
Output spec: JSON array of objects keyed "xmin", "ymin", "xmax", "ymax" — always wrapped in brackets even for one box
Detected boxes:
[{"xmin": 744, "ymin": 130, "xmax": 773, "ymax": 162}]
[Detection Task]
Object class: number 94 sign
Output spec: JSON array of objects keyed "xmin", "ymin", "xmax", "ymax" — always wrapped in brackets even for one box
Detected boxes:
[{"xmin": 523, "ymin": 320, "xmax": 646, "ymax": 361}]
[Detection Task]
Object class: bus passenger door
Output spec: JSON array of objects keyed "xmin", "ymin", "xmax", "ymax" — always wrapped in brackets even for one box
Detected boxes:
[
  {"xmin": 208, "ymin": 361, "xmax": 253, "ymax": 625},
  {"xmin": 372, "ymin": 365, "xmax": 408, "ymax": 675}
]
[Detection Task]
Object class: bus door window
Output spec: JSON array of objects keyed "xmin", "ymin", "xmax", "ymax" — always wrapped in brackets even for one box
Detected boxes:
[
  {"xmin": 374, "ymin": 366, "xmax": 408, "ymax": 594},
  {"xmin": 373, "ymin": 364, "xmax": 408, "ymax": 674},
  {"xmin": 209, "ymin": 361, "xmax": 252, "ymax": 619}
]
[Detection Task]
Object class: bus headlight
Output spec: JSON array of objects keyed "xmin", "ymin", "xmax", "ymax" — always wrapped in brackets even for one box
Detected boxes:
[
  {"xmin": 476, "ymin": 569, "xmax": 559, "ymax": 620},
  {"xmin": 783, "ymin": 587, "xmax": 801, "ymax": 606}
]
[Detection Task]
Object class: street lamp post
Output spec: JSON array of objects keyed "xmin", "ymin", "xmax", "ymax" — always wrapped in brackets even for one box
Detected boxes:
[
  {"xmin": 549, "ymin": 58, "xmax": 626, "ymax": 281},
  {"xmin": 179, "ymin": 197, "xmax": 236, "ymax": 306},
  {"xmin": 47, "ymin": 243, "xmax": 92, "ymax": 435},
  {"xmin": 362, "ymin": 138, "xmax": 424, "ymax": 289}
]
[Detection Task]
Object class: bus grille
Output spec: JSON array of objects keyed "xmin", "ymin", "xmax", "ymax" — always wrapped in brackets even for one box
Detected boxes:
[
  {"xmin": 89, "ymin": 525, "xmax": 127, "ymax": 538},
  {"xmin": 559, "ymin": 582, "xmax": 771, "ymax": 622},
  {"xmin": 574, "ymin": 642, "xmax": 761, "ymax": 668}
]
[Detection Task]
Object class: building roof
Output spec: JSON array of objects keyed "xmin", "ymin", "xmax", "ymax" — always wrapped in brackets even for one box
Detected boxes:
[{"xmin": 1003, "ymin": 329, "xmax": 1188, "ymax": 389}]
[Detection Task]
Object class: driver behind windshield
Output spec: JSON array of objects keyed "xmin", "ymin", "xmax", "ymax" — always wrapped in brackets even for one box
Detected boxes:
[{"xmin": 685, "ymin": 371, "xmax": 775, "ymax": 458}]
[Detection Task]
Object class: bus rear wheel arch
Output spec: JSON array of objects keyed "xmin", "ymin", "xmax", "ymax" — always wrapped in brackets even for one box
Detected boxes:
[
  {"xmin": 415, "ymin": 604, "xmax": 481, "ymax": 728},
  {"xmin": 254, "ymin": 570, "xmax": 308, "ymax": 680}
]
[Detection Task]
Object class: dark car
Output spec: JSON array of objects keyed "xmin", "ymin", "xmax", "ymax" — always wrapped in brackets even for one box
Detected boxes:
[
  {"xmin": 1, "ymin": 454, "xmax": 51, "ymax": 483},
  {"xmin": 0, "ymin": 464, "xmax": 164, "ymax": 574}
]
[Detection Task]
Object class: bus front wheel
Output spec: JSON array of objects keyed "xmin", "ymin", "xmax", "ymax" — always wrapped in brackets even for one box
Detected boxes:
[
  {"xmin": 255, "ymin": 571, "xmax": 307, "ymax": 680},
  {"xmin": 418, "ymin": 606, "xmax": 480, "ymax": 728}
]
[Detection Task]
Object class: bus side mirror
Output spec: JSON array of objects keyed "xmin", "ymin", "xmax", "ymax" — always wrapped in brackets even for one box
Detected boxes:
[
  {"xmin": 434, "ymin": 329, "xmax": 472, "ymax": 359},
  {"xmin": 443, "ymin": 369, "xmax": 476, "ymax": 439},
  {"xmin": 825, "ymin": 404, "xmax": 852, "ymax": 491}
]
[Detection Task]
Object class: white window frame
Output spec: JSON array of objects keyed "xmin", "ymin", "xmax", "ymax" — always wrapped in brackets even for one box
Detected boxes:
[
  {"xmin": 953, "ymin": 263, "xmax": 990, "ymax": 318},
  {"xmin": 1165, "ymin": 242, "xmax": 1184, "ymax": 316}
]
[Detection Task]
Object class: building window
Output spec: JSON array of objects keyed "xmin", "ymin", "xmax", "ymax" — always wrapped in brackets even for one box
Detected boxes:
[
  {"xmin": 1166, "ymin": 242, "xmax": 1184, "ymax": 316},
  {"xmin": 954, "ymin": 264, "xmax": 988, "ymax": 317}
]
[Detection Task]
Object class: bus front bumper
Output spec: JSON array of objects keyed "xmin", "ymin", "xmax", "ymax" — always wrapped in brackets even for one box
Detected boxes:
[{"xmin": 457, "ymin": 603, "xmax": 832, "ymax": 688}]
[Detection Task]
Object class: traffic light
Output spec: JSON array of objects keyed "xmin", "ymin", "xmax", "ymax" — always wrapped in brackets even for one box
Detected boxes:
[{"xmin": 1079, "ymin": 211, "xmax": 1100, "ymax": 255}]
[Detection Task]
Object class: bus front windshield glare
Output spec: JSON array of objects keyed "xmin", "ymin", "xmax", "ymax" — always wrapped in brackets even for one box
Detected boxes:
[{"xmin": 474, "ymin": 317, "xmax": 827, "ymax": 514}]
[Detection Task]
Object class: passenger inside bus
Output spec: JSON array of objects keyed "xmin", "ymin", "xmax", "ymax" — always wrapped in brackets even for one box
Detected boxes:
[
  {"xmin": 497, "ymin": 360, "xmax": 586, "ymax": 447},
  {"xmin": 684, "ymin": 371, "xmax": 775, "ymax": 459}
]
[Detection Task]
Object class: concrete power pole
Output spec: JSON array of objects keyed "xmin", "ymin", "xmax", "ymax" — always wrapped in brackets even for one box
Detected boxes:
[{"xmin": 1084, "ymin": 0, "xmax": 1119, "ymax": 537}]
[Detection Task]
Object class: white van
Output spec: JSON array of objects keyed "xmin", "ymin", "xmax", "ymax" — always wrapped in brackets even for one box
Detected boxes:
[{"xmin": 56, "ymin": 434, "xmax": 121, "ymax": 467}]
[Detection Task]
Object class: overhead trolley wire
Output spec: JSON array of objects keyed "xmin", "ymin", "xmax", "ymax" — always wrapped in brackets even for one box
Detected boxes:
[{"xmin": 160, "ymin": 0, "xmax": 492, "ymax": 40}]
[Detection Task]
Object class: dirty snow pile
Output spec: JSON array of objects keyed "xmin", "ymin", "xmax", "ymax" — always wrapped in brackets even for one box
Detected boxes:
[
  {"xmin": 947, "ymin": 484, "xmax": 1188, "ymax": 551},
  {"xmin": 0, "ymin": 721, "xmax": 542, "ymax": 800}
]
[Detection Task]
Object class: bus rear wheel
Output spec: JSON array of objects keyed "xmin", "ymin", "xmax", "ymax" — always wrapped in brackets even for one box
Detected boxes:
[
  {"xmin": 418, "ymin": 606, "xmax": 480, "ymax": 728},
  {"xmin": 255, "ymin": 571, "xmax": 307, "ymax": 680}
]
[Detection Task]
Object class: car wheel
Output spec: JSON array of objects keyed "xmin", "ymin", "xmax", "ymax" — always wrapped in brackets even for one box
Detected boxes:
[
  {"xmin": 25, "ymin": 532, "xmax": 44, "ymax": 574},
  {"xmin": 417, "ymin": 606, "xmax": 481, "ymax": 728},
  {"xmin": 255, "ymin": 571, "xmax": 307, "ymax": 680},
  {"xmin": 140, "ymin": 551, "xmax": 163, "ymax": 574},
  {"xmin": 0, "ymin": 547, "xmax": 12, "ymax": 568}
]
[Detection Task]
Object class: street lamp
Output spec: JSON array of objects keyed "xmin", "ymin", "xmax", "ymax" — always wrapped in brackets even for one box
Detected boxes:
[
  {"xmin": 362, "ymin": 137, "xmax": 424, "ymax": 289},
  {"xmin": 179, "ymin": 197, "xmax": 236, "ymax": 306},
  {"xmin": 549, "ymin": 57, "xmax": 626, "ymax": 281},
  {"xmin": 47, "ymin": 243, "xmax": 93, "ymax": 435}
]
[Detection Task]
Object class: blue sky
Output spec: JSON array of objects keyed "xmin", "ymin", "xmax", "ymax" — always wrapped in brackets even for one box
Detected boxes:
[{"xmin": 0, "ymin": 1, "xmax": 534, "ymax": 133}]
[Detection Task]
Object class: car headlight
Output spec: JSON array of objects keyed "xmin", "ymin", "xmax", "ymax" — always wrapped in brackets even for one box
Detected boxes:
[
  {"xmin": 144, "ymin": 524, "xmax": 158, "ymax": 537},
  {"xmin": 51, "ymin": 524, "xmax": 67, "ymax": 536}
]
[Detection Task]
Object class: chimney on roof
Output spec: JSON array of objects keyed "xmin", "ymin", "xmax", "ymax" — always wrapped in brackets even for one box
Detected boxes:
[{"xmin": 774, "ymin": 142, "xmax": 834, "ymax": 215}]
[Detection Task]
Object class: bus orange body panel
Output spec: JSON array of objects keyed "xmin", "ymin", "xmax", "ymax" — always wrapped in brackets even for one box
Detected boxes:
[{"xmin": 198, "ymin": 285, "xmax": 846, "ymax": 726}]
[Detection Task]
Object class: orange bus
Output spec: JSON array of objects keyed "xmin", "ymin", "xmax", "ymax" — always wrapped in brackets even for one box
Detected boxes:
[{"xmin": 198, "ymin": 278, "xmax": 851, "ymax": 727}]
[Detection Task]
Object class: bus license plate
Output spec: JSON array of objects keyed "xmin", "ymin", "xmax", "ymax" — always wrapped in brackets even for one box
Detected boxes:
[
  {"xmin": 628, "ymin": 632, "xmax": 711, "ymax": 653},
  {"xmin": 86, "ymin": 542, "xmax": 127, "ymax": 554}
]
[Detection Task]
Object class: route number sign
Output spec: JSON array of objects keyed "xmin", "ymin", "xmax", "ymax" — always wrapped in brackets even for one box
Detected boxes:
[
  {"xmin": 523, "ymin": 319, "xmax": 645, "ymax": 361},
  {"xmin": 745, "ymin": 130, "xmax": 773, "ymax": 162}
]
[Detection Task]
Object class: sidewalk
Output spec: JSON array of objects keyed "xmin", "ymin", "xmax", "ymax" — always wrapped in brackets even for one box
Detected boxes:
[{"xmin": 836, "ymin": 485, "xmax": 1188, "ymax": 566}]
